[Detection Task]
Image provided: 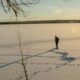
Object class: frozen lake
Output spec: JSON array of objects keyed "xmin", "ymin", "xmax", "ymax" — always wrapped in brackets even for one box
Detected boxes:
[{"xmin": 0, "ymin": 23, "xmax": 80, "ymax": 80}]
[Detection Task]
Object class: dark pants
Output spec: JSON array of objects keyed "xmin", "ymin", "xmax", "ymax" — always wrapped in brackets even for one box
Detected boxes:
[{"xmin": 55, "ymin": 41, "xmax": 59, "ymax": 49}]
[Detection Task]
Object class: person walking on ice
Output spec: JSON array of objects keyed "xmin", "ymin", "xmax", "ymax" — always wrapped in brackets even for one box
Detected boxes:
[{"xmin": 55, "ymin": 36, "xmax": 59, "ymax": 49}]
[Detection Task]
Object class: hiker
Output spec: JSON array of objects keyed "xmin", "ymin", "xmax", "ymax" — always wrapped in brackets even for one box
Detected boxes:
[{"xmin": 55, "ymin": 36, "xmax": 59, "ymax": 49}]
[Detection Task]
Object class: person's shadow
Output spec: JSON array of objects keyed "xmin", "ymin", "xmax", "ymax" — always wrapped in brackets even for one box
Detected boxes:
[{"xmin": 54, "ymin": 50, "xmax": 76, "ymax": 63}]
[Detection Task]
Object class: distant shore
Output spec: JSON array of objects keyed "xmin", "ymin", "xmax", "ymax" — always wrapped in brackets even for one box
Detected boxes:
[{"xmin": 0, "ymin": 20, "xmax": 80, "ymax": 25}]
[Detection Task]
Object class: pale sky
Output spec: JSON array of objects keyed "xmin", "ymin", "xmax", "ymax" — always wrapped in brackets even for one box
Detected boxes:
[{"xmin": 0, "ymin": 0, "xmax": 80, "ymax": 21}]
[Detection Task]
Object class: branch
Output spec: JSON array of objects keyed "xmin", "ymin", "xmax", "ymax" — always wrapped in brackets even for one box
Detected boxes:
[{"xmin": 0, "ymin": 0, "xmax": 40, "ymax": 17}]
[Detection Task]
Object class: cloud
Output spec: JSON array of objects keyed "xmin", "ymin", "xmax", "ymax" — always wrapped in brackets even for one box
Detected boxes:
[
  {"xmin": 44, "ymin": 5, "xmax": 49, "ymax": 8},
  {"xmin": 53, "ymin": 10, "xmax": 63, "ymax": 14}
]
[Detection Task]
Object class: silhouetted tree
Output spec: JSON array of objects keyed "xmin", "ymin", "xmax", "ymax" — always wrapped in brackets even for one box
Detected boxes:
[
  {"xmin": 18, "ymin": 27, "xmax": 28, "ymax": 80},
  {"xmin": 0, "ymin": 0, "xmax": 40, "ymax": 17}
]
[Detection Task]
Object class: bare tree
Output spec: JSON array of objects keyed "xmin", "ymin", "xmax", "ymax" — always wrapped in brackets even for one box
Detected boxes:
[
  {"xmin": 18, "ymin": 27, "xmax": 28, "ymax": 80},
  {"xmin": 0, "ymin": 0, "xmax": 40, "ymax": 17}
]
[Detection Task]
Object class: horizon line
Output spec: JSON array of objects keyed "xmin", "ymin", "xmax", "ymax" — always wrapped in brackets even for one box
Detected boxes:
[{"xmin": 0, "ymin": 20, "xmax": 80, "ymax": 25}]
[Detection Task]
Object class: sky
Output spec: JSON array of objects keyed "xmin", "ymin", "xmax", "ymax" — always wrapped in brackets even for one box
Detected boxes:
[{"xmin": 0, "ymin": 0, "xmax": 80, "ymax": 21}]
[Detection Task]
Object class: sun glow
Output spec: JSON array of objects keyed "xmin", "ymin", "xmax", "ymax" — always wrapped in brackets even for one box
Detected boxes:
[{"xmin": 72, "ymin": 27, "xmax": 78, "ymax": 33}]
